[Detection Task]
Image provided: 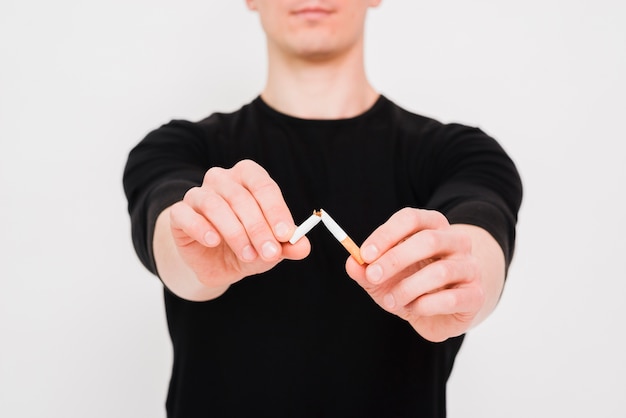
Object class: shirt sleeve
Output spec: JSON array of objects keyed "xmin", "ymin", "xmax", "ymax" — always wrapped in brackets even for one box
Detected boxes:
[
  {"xmin": 418, "ymin": 122, "xmax": 523, "ymax": 271},
  {"xmin": 122, "ymin": 120, "xmax": 209, "ymax": 275}
]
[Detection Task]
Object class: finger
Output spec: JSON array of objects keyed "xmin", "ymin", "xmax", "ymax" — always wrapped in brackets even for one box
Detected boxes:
[
  {"xmin": 234, "ymin": 160, "xmax": 296, "ymax": 242},
  {"xmin": 211, "ymin": 168, "xmax": 285, "ymax": 262},
  {"xmin": 169, "ymin": 201, "xmax": 221, "ymax": 247},
  {"xmin": 281, "ymin": 236, "xmax": 312, "ymax": 261},
  {"xmin": 408, "ymin": 286, "xmax": 485, "ymax": 319},
  {"xmin": 185, "ymin": 186, "xmax": 259, "ymax": 262},
  {"xmin": 360, "ymin": 208, "xmax": 449, "ymax": 265},
  {"xmin": 364, "ymin": 228, "xmax": 471, "ymax": 285},
  {"xmin": 382, "ymin": 258, "xmax": 479, "ymax": 312},
  {"xmin": 345, "ymin": 256, "xmax": 373, "ymax": 290}
]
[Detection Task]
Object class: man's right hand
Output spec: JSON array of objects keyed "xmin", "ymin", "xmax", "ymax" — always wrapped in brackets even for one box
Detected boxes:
[{"xmin": 153, "ymin": 159, "xmax": 311, "ymax": 301}]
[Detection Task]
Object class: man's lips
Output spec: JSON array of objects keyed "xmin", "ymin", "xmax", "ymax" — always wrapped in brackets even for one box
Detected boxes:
[{"xmin": 292, "ymin": 6, "xmax": 334, "ymax": 18}]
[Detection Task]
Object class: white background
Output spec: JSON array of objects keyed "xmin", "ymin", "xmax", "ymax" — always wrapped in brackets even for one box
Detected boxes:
[{"xmin": 1, "ymin": 1, "xmax": 625, "ymax": 417}]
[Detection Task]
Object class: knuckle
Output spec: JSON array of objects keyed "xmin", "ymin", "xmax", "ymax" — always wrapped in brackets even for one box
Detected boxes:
[
  {"xmin": 187, "ymin": 216, "xmax": 206, "ymax": 234},
  {"xmin": 197, "ymin": 192, "xmax": 219, "ymax": 213},
  {"xmin": 469, "ymin": 257, "xmax": 481, "ymax": 279},
  {"xmin": 398, "ymin": 207, "xmax": 419, "ymax": 225},
  {"xmin": 421, "ymin": 229, "xmax": 440, "ymax": 250},
  {"xmin": 244, "ymin": 219, "xmax": 269, "ymax": 239},
  {"xmin": 194, "ymin": 193, "xmax": 226, "ymax": 221},
  {"xmin": 234, "ymin": 159, "xmax": 263, "ymax": 175},
  {"xmin": 235, "ymin": 159, "xmax": 254, "ymax": 169},
  {"xmin": 432, "ymin": 210, "xmax": 449, "ymax": 227},
  {"xmin": 223, "ymin": 189, "xmax": 248, "ymax": 208},
  {"xmin": 168, "ymin": 203, "xmax": 187, "ymax": 227},
  {"xmin": 219, "ymin": 226, "xmax": 244, "ymax": 243},
  {"xmin": 457, "ymin": 232, "xmax": 473, "ymax": 253},
  {"xmin": 431, "ymin": 262, "xmax": 450, "ymax": 282},
  {"xmin": 474, "ymin": 285, "xmax": 486, "ymax": 306},
  {"xmin": 394, "ymin": 280, "xmax": 413, "ymax": 306},
  {"xmin": 169, "ymin": 201, "xmax": 185, "ymax": 216},
  {"xmin": 183, "ymin": 186, "xmax": 201, "ymax": 202},
  {"xmin": 444, "ymin": 291, "xmax": 460, "ymax": 309},
  {"xmin": 203, "ymin": 166, "xmax": 226, "ymax": 184},
  {"xmin": 249, "ymin": 177, "xmax": 280, "ymax": 199}
]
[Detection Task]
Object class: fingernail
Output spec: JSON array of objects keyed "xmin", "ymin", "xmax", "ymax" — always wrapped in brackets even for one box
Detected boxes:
[
  {"xmin": 204, "ymin": 231, "xmax": 219, "ymax": 246},
  {"xmin": 383, "ymin": 293, "xmax": 396, "ymax": 310},
  {"xmin": 262, "ymin": 241, "xmax": 279, "ymax": 259},
  {"xmin": 362, "ymin": 245, "xmax": 379, "ymax": 262},
  {"xmin": 274, "ymin": 222, "xmax": 289, "ymax": 239},
  {"xmin": 367, "ymin": 264, "xmax": 383, "ymax": 284},
  {"xmin": 242, "ymin": 245, "xmax": 257, "ymax": 261}
]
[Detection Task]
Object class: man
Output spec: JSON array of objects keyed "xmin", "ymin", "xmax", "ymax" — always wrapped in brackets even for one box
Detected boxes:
[{"xmin": 123, "ymin": 1, "xmax": 523, "ymax": 416}]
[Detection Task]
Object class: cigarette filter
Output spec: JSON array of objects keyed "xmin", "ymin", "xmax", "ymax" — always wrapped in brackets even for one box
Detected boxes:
[{"xmin": 320, "ymin": 210, "xmax": 365, "ymax": 265}]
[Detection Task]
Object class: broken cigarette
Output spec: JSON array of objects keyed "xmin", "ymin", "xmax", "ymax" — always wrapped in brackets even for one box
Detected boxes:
[
  {"xmin": 289, "ymin": 210, "xmax": 322, "ymax": 244},
  {"xmin": 320, "ymin": 209, "xmax": 365, "ymax": 265},
  {"xmin": 289, "ymin": 209, "xmax": 365, "ymax": 265}
]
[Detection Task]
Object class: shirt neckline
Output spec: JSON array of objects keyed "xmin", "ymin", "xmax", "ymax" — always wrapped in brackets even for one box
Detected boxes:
[{"xmin": 253, "ymin": 94, "xmax": 389, "ymax": 125}]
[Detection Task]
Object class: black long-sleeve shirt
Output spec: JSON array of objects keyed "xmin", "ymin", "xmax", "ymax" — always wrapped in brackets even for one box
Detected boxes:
[{"xmin": 123, "ymin": 95, "xmax": 522, "ymax": 417}]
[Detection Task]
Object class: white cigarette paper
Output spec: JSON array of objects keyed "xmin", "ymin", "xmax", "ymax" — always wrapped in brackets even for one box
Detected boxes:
[
  {"xmin": 320, "ymin": 209, "xmax": 365, "ymax": 265},
  {"xmin": 289, "ymin": 211, "xmax": 322, "ymax": 244}
]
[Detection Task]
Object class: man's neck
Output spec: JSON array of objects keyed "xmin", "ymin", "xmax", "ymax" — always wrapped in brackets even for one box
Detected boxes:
[{"xmin": 260, "ymin": 41, "xmax": 379, "ymax": 120}]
